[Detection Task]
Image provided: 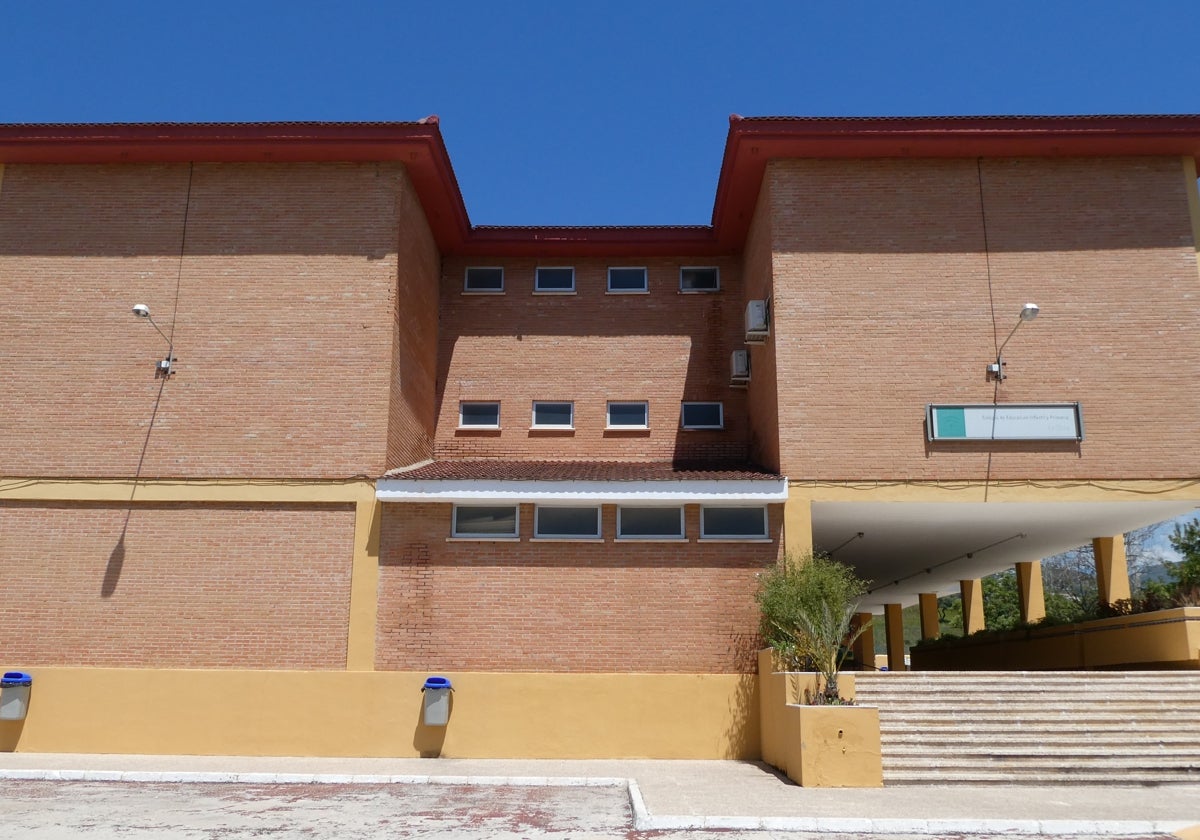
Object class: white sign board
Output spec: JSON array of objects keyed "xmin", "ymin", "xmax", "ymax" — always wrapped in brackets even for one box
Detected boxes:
[{"xmin": 927, "ymin": 403, "xmax": 1083, "ymax": 441}]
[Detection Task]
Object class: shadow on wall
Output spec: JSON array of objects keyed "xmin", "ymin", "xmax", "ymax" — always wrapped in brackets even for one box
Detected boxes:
[
  {"xmin": 0, "ymin": 719, "xmax": 23, "ymax": 752},
  {"xmin": 722, "ymin": 631, "xmax": 763, "ymax": 758}
]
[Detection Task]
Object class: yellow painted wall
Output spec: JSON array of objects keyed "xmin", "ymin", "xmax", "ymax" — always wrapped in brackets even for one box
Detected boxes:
[
  {"xmin": 910, "ymin": 607, "xmax": 1200, "ymax": 671},
  {"xmin": 757, "ymin": 651, "xmax": 878, "ymax": 786},
  {"xmin": 0, "ymin": 668, "xmax": 759, "ymax": 759}
]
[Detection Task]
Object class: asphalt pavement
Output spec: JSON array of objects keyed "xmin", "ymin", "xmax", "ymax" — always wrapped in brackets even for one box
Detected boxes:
[{"xmin": 0, "ymin": 753, "xmax": 1196, "ymax": 838}]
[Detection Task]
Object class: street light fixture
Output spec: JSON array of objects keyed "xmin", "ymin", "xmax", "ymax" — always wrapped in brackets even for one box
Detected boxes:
[
  {"xmin": 987, "ymin": 303, "xmax": 1039, "ymax": 381},
  {"xmin": 131, "ymin": 304, "xmax": 176, "ymax": 375}
]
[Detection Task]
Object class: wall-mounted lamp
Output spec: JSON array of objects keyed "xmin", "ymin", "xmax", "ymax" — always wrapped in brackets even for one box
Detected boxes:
[
  {"xmin": 987, "ymin": 303, "xmax": 1039, "ymax": 381},
  {"xmin": 131, "ymin": 304, "xmax": 176, "ymax": 376}
]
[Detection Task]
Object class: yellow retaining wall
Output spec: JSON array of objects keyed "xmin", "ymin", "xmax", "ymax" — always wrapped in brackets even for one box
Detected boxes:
[
  {"xmin": 910, "ymin": 607, "xmax": 1200, "ymax": 671},
  {"xmin": 758, "ymin": 651, "xmax": 880, "ymax": 787},
  {"xmin": 0, "ymin": 668, "xmax": 759, "ymax": 759}
]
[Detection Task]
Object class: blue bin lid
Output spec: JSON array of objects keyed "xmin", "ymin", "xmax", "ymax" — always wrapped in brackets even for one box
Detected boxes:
[
  {"xmin": 422, "ymin": 676, "xmax": 452, "ymax": 690},
  {"xmin": 1, "ymin": 672, "xmax": 31, "ymax": 686}
]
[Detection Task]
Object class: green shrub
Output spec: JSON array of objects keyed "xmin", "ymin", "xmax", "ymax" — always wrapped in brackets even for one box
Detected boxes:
[{"xmin": 756, "ymin": 552, "xmax": 870, "ymax": 703}]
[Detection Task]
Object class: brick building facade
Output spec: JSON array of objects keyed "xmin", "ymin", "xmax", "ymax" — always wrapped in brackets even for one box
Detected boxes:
[{"xmin": 1, "ymin": 116, "xmax": 1199, "ymax": 757}]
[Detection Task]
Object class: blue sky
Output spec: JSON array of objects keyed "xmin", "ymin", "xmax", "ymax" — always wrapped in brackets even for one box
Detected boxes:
[{"xmin": 4, "ymin": 1, "xmax": 1200, "ymax": 226}]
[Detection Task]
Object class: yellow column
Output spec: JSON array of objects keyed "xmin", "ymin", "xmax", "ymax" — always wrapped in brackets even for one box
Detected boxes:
[
  {"xmin": 883, "ymin": 603, "xmax": 907, "ymax": 672},
  {"xmin": 850, "ymin": 611, "xmax": 875, "ymax": 670},
  {"xmin": 1183, "ymin": 156, "xmax": 1200, "ymax": 284},
  {"xmin": 1094, "ymin": 535, "xmax": 1131, "ymax": 606},
  {"xmin": 783, "ymin": 492, "xmax": 813, "ymax": 557},
  {"xmin": 917, "ymin": 593, "xmax": 940, "ymax": 640},
  {"xmin": 345, "ymin": 486, "xmax": 382, "ymax": 671},
  {"xmin": 960, "ymin": 578, "xmax": 985, "ymax": 635},
  {"xmin": 1015, "ymin": 560, "xmax": 1046, "ymax": 623}
]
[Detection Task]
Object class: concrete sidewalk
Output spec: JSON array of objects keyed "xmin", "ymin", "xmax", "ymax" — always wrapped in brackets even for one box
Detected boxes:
[{"xmin": 0, "ymin": 752, "xmax": 1197, "ymax": 836}]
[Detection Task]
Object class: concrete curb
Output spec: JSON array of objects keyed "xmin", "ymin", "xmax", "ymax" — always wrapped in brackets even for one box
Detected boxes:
[{"xmin": 0, "ymin": 768, "xmax": 1191, "ymax": 836}]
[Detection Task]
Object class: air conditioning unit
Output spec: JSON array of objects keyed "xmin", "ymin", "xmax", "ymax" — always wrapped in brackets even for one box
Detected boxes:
[
  {"xmin": 745, "ymin": 299, "xmax": 769, "ymax": 343},
  {"xmin": 730, "ymin": 349, "xmax": 750, "ymax": 387}
]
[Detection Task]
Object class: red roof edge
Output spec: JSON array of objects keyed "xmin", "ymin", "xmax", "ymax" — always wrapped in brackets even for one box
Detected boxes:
[
  {"xmin": 4, "ymin": 116, "xmax": 1200, "ymax": 257},
  {"xmin": 710, "ymin": 114, "xmax": 1200, "ymax": 251}
]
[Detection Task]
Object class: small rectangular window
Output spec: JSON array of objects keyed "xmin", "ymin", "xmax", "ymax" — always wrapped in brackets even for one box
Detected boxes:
[
  {"xmin": 680, "ymin": 266, "xmax": 719, "ymax": 292},
  {"xmin": 607, "ymin": 267, "xmax": 648, "ymax": 293},
  {"xmin": 607, "ymin": 401, "xmax": 649, "ymax": 429},
  {"xmin": 617, "ymin": 506, "xmax": 685, "ymax": 540},
  {"xmin": 681, "ymin": 402, "xmax": 724, "ymax": 430},
  {"xmin": 464, "ymin": 267, "xmax": 504, "ymax": 293},
  {"xmin": 535, "ymin": 266, "xmax": 575, "ymax": 293},
  {"xmin": 459, "ymin": 401, "xmax": 500, "ymax": 428},
  {"xmin": 453, "ymin": 505, "xmax": 518, "ymax": 538},
  {"xmin": 532, "ymin": 401, "xmax": 574, "ymax": 429},
  {"xmin": 535, "ymin": 506, "xmax": 601, "ymax": 539},
  {"xmin": 701, "ymin": 506, "xmax": 768, "ymax": 540}
]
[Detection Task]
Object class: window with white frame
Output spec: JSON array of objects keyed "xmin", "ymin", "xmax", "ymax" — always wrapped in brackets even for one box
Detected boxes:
[
  {"xmin": 679, "ymin": 266, "xmax": 719, "ymax": 292},
  {"xmin": 617, "ymin": 506, "xmax": 684, "ymax": 540},
  {"xmin": 607, "ymin": 267, "xmax": 648, "ymax": 293},
  {"xmin": 459, "ymin": 401, "xmax": 500, "ymax": 428},
  {"xmin": 700, "ymin": 506, "xmax": 768, "ymax": 539},
  {"xmin": 534, "ymin": 266, "xmax": 575, "ymax": 293},
  {"xmin": 606, "ymin": 401, "xmax": 648, "ymax": 429},
  {"xmin": 534, "ymin": 506, "xmax": 601, "ymax": 539},
  {"xmin": 464, "ymin": 267, "xmax": 504, "ymax": 293},
  {"xmin": 532, "ymin": 401, "xmax": 574, "ymax": 429},
  {"xmin": 452, "ymin": 505, "xmax": 519, "ymax": 538},
  {"xmin": 680, "ymin": 402, "xmax": 724, "ymax": 430}
]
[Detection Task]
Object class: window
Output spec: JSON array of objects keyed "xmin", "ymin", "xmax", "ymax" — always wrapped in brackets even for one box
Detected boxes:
[
  {"xmin": 680, "ymin": 266, "xmax": 719, "ymax": 292},
  {"xmin": 681, "ymin": 402, "xmax": 724, "ymax": 430},
  {"xmin": 701, "ymin": 506, "xmax": 768, "ymax": 540},
  {"xmin": 464, "ymin": 267, "xmax": 504, "ymax": 293},
  {"xmin": 617, "ymin": 506, "xmax": 684, "ymax": 540},
  {"xmin": 606, "ymin": 401, "xmax": 649, "ymax": 429},
  {"xmin": 607, "ymin": 267, "xmax": 648, "ymax": 293},
  {"xmin": 534, "ymin": 506, "xmax": 601, "ymax": 539},
  {"xmin": 532, "ymin": 401, "xmax": 574, "ymax": 429},
  {"xmin": 459, "ymin": 401, "xmax": 500, "ymax": 428},
  {"xmin": 535, "ymin": 266, "xmax": 575, "ymax": 293},
  {"xmin": 453, "ymin": 505, "xmax": 518, "ymax": 538}
]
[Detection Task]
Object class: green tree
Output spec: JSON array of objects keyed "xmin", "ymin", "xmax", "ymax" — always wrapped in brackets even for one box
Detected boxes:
[
  {"xmin": 1168, "ymin": 517, "xmax": 1200, "ymax": 589},
  {"xmin": 756, "ymin": 553, "xmax": 870, "ymax": 702}
]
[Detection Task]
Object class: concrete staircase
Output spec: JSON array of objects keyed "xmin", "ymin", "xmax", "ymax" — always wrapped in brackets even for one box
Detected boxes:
[{"xmin": 852, "ymin": 671, "xmax": 1200, "ymax": 785}]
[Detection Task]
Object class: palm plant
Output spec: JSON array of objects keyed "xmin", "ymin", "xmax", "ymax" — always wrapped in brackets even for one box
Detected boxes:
[{"xmin": 756, "ymin": 552, "xmax": 871, "ymax": 703}]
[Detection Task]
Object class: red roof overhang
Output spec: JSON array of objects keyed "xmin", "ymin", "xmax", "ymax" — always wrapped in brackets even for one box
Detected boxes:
[{"xmin": 3, "ymin": 115, "xmax": 1200, "ymax": 257}]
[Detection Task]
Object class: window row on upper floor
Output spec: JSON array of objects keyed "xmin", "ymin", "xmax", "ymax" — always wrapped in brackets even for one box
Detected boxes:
[
  {"xmin": 462, "ymin": 266, "xmax": 720, "ymax": 295},
  {"xmin": 459, "ymin": 400, "xmax": 725, "ymax": 431},
  {"xmin": 450, "ymin": 503, "xmax": 770, "ymax": 542}
]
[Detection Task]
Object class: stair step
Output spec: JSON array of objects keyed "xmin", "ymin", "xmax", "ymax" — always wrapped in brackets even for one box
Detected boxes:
[{"xmin": 847, "ymin": 671, "xmax": 1200, "ymax": 785}]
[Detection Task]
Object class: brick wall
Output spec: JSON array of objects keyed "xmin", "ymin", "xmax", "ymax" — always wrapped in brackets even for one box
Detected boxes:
[
  {"xmin": 0, "ymin": 161, "xmax": 417, "ymax": 479},
  {"xmin": 769, "ymin": 156, "xmax": 1200, "ymax": 480},
  {"xmin": 742, "ymin": 180, "xmax": 781, "ymax": 472},
  {"xmin": 376, "ymin": 503, "xmax": 783, "ymax": 673},
  {"xmin": 387, "ymin": 166, "xmax": 441, "ymax": 471},
  {"xmin": 434, "ymin": 257, "xmax": 751, "ymax": 464},
  {"xmin": 0, "ymin": 501, "xmax": 354, "ymax": 668}
]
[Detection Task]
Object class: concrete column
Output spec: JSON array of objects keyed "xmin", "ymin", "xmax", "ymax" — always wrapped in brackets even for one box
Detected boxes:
[
  {"xmin": 1015, "ymin": 560, "xmax": 1046, "ymax": 624},
  {"xmin": 917, "ymin": 593, "xmax": 940, "ymax": 640},
  {"xmin": 960, "ymin": 578, "xmax": 985, "ymax": 635},
  {"xmin": 1094, "ymin": 535, "xmax": 1131, "ymax": 605},
  {"xmin": 850, "ymin": 611, "xmax": 875, "ymax": 670},
  {"xmin": 783, "ymin": 494, "xmax": 812, "ymax": 558},
  {"xmin": 883, "ymin": 603, "xmax": 907, "ymax": 671}
]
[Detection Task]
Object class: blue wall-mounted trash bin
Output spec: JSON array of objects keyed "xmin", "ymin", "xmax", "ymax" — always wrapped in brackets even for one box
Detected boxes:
[
  {"xmin": 421, "ymin": 676, "xmax": 452, "ymax": 726},
  {"xmin": 0, "ymin": 672, "xmax": 32, "ymax": 721}
]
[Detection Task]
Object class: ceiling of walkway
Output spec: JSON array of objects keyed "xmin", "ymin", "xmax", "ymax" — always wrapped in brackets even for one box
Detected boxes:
[{"xmin": 812, "ymin": 499, "xmax": 1200, "ymax": 611}]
